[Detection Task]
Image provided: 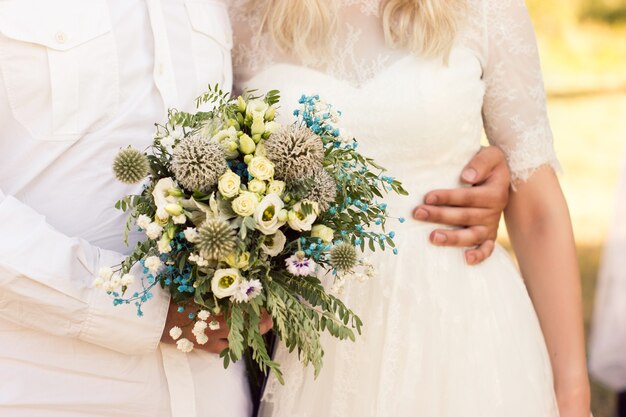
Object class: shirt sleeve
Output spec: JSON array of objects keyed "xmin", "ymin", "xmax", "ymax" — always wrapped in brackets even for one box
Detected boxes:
[
  {"xmin": 0, "ymin": 190, "xmax": 170, "ymax": 355},
  {"xmin": 481, "ymin": 0, "xmax": 561, "ymax": 183}
]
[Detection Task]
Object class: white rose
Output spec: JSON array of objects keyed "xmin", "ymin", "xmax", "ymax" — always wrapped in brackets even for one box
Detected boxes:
[
  {"xmin": 261, "ymin": 230, "xmax": 286, "ymax": 257},
  {"xmin": 152, "ymin": 178, "xmax": 179, "ymax": 219},
  {"xmin": 311, "ymin": 224, "xmax": 334, "ymax": 243},
  {"xmin": 248, "ymin": 179, "xmax": 266, "ymax": 195},
  {"xmin": 211, "ymin": 268, "xmax": 242, "ymax": 299},
  {"xmin": 136, "ymin": 214, "xmax": 152, "ymax": 230},
  {"xmin": 254, "ymin": 194, "xmax": 285, "ymax": 235},
  {"xmin": 183, "ymin": 227, "xmax": 199, "ymax": 243},
  {"xmin": 218, "ymin": 170, "xmax": 241, "ymax": 199},
  {"xmin": 146, "ymin": 222, "xmax": 164, "ymax": 240},
  {"xmin": 287, "ymin": 201, "xmax": 318, "ymax": 232},
  {"xmin": 144, "ymin": 256, "xmax": 162, "ymax": 274},
  {"xmin": 267, "ymin": 180, "xmax": 286, "ymax": 196},
  {"xmin": 247, "ymin": 156, "xmax": 274, "ymax": 181},
  {"xmin": 232, "ymin": 191, "xmax": 259, "ymax": 217}
]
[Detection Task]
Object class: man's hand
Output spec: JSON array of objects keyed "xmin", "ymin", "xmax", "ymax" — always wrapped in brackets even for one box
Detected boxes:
[
  {"xmin": 412, "ymin": 146, "xmax": 510, "ymax": 265},
  {"xmin": 161, "ymin": 301, "xmax": 273, "ymax": 354}
]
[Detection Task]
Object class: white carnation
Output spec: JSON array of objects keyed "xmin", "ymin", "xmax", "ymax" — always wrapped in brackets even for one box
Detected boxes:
[
  {"xmin": 109, "ymin": 273, "xmax": 122, "ymax": 290},
  {"xmin": 98, "ymin": 267, "xmax": 114, "ymax": 280},
  {"xmin": 92, "ymin": 277, "xmax": 105, "ymax": 289},
  {"xmin": 197, "ymin": 310, "xmax": 211, "ymax": 321},
  {"xmin": 144, "ymin": 256, "xmax": 162, "ymax": 274},
  {"xmin": 183, "ymin": 227, "xmax": 199, "ymax": 243},
  {"xmin": 136, "ymin": 215, "xmax": 152, "ymax": 230},
  {"xmin": 193, "ymin": 320, "xmax": 208, "ymax": 335},
  {"xmin": 120, "ymin": 273, "xmax": 135, "ymax": 286},
  {"xmin": 195, "ymin": 333, "xmax": 209, "ymax": 345},
  {"xmin": 146, "ymin": 222, "xmax": 164, "ymax": 240},
  {"xmin": 173, "ymin": 214, "xmax": 187, "ymax": 224}
]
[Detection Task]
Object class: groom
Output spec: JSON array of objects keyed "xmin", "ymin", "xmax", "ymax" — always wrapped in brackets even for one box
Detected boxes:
[{"xmin": 0, "ymin": 1, "xmax": 509, "ymax": 416}]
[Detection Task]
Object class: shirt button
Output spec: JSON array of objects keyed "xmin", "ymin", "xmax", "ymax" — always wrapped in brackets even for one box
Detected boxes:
[{"xmin": 54, "ymin": 31, "xmax": 68, "ymax": 44}]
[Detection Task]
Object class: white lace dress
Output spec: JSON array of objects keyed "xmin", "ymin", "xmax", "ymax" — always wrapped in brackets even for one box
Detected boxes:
[{"xmin": 230, "ymin": 1, "xmax": 561, "ymax": 416}]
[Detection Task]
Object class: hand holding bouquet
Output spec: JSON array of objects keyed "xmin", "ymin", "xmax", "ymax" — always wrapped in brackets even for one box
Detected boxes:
[{"xmin": 96, "ymin": 86, "xmax": 407, "ymax": 381}]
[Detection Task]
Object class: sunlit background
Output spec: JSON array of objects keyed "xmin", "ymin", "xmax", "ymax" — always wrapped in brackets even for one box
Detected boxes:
[{"xmin": 516, "ymin": 1, "xmax": 626, "ymax": 415}]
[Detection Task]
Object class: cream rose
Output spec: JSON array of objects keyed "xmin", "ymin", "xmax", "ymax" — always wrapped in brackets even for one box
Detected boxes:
[
  {"xmin": 211, "ymin": 268, "xmax": 242, "ymax": 299},
  {"xmin": 232, "ymin": 191, "xmax": 259, "ymax": 217},
  {"xmin": 218, "ymin": 170, "xmax": 241, "ymax": 199},
  {"xmin": 248, "ymin": 156, "xmax": 274, "ymax": 181},
  {"xmin": 311, "ymin": 224, "xmax": 334, "ymax": 243},
  {"xmin": 224, "ymin": 251, "xmax": 250, "ymax": 270},
  {"xmin": 261, "ymin": 230, "xmax": 287, "ymax": 257},
  {"xmin": 287, "ymin": 201, "xmax": 318, "ymax": 232},
  {"xmin": 254, "ymin": 194, "xmax": 286, "ymax": 235},
  {"xmin": 248, "ymin": 179, "xmax": 267, "ymax": 195},
  {"xmin": 267, "ymin": 180, "xmax": 286, "ymax": 196}
]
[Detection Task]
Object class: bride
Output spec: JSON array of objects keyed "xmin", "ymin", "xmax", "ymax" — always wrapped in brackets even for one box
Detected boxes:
[{"xmin": 230, "ymin": 0, "xmax": 590, "ymax": 416}]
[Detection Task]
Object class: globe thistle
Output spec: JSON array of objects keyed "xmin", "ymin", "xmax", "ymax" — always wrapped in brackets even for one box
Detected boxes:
[
  {"xmin": 170, "ymin": 135, "xmax": 227, "ymax": 192},
  {"xmin": 195, "ymin": 218, "xmax": 237, "ymax": 261},
  {"xmin": 263, "ymin": 125, "xmax": 324, "ymax": 181},
  {"xmin": 112, "ymin": 147, "xmax": 149, "ymax": 184},
  {"xmin": 330, "ymin": 242, "xmax": 358, "ymax": 272},
  {"xmin": 304, "ymin": 168, "xmax": 337, "ymax": 212}
]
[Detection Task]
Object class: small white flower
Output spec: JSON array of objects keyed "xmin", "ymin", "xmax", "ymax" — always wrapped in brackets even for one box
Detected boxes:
[
  {"xmin": 189, "ymin": 253, "xmax": 209, "ymax": 267},
  {"xmin": 176, "ymin": 338, "xmax": 194, "ymax": 353},
  {"xmin": 197, "ymin": 310, "xmax": 211, "ymax": 321},
  {"xmin": 92, "ymin": 277, "xmax": 105, "ymax": 288},
  {"xmin": 195, "ymin": 333, "xmax": 209, "ymax": 345},
  {"xmin": 254, "ymin": 194, "xmax": 285, "ymax": 235},
  {"xmin": 267, "ymin": 180, "xmax": 286, "ymax": 196},
  {"xmin": 218, "ymin": 170, "xmax": 241, "ymax": 199},
  {"xmin": 183, "ymin": 227, "xmax": 199, "ymax": 243},
  {"xmin": 247, "ymin": 156, "xmax": 274, "ymax": 181},
  {"xmin": 160, "ymin": 135, "xmax": 175, "ymax": 148},
  {"xmin": 144, "ymin": 256, "xmax": 162, "ymax": 274},
  {"xmin": 120, "ymin": 273, "xmax": 135, "ymax": 286},
  {"xmin": 211, "ymin": 268, "xmax": 242, "ymax": 299},
  {"xmin": 173, "ymin": 214, "xmax": 187, "ymax": 224},
  {"xmin": 232, "ymin": 279, "xmax": 263, "ymax": 303},
  {"xmin": 287, "ymin": 201, "xmax": 318, "ymax": 232},
  {"xmin": 146, "ymin": 222, "xmax": 164, "ymax": 240},
  {"xmin": 208, "ymin": 320, "xmax": 221, "ymax": 331},
  {"xmin": 152, "ymin": 178, "xmax": 180, "ymax": 220},
  {"xmin": 136, "ymin": 214, "xmax": 152, "ymax": 230},
  {"xmin": 261, "ymin": 230, "xmax": 286, "ymax": 257},
  {"xmin": 169, "ymin": 326, "xmax": 183, "ymax": 340},
  {"xmin": 109, "ymin": 273, "xmax": 122, "ymax": 290},
  {"xmin": 98, "ymin": 267, "xmax": 114, "ymax": 280},
  {"xmin": 193, "ymin": 320, "xmax": 208, "ymax": 335},
  {"xmin": 232, "ymin": 191, "xmax": 259, "ymax": 217}
]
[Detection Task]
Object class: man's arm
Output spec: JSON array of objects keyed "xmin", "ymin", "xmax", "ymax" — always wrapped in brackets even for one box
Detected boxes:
[
  {"xmin": 0, "ymin": 189, "xmax": 170, "ymax": 355},
  {"xmin": 412, "ymin": 146, "xmax": 510, "ymax": 265}
]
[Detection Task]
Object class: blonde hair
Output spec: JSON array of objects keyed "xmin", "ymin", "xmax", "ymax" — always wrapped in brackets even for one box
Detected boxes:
[{"xmin": 259, "ymin": 0, "xmax": 467, "ymax": 64}]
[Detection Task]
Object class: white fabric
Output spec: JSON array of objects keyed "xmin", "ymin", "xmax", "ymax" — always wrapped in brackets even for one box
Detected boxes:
[
  {"xmin": 0, "ymin": 1, "xmax": 250, "ymax": 416},
  {"xmin": 589, "ymin": 144, "xmax": 626, "ymax": 390},
  {"xmin": 231, "ymin": 0, "xmax": 560, "ymax": 415}
]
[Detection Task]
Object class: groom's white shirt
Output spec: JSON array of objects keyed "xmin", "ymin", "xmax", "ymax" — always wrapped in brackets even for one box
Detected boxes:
[{"xmin": 0, "ymin": 1, "xmax": 251, "ymax": 416}]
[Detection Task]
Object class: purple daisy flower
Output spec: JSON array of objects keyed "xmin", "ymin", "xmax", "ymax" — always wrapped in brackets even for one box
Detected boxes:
[{"xmin": 285, "ymin": 252, "xmax": 317, "ymax": 277}]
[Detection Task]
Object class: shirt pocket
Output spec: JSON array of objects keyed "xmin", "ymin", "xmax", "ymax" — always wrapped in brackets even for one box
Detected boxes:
[
  {"xmin": 0, "ymin": 0, "xmax": 119, "ymax": 142},
  {"xmin": 185, "ymin": 0, "xmax": 233, "ymax": 97}
]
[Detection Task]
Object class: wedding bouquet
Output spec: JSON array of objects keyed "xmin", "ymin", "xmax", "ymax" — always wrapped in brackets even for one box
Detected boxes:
[{"xmin": 95, "ymin": 85, "xmax": 407, "ymax": 381}]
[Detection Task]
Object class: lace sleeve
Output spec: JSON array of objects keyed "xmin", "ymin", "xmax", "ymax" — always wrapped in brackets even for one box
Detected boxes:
[{"xmin": 481, "ymin": 0, "xmax": 561, "ymax": 182}]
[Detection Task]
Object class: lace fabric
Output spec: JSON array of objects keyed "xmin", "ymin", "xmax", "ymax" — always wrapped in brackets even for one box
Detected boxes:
[{"xmin": 228, "ymin": 0, "xmax": 560, "ymax": 182}]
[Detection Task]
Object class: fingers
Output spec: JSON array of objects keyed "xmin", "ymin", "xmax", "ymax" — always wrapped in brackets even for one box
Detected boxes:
[
  {"xmin": 259, "ymin": 310, "xmax": 274, "ymax": 335},
  {"xmin": 423, "ymin": 184, "xmax": 508, "ymax": 210},
  {"xmin": 429, "ymin": 225, "xmax": 490, "ymax": 247},
  {"xmin": 461, "ymin": 146, "xmax": 508, "ymax": 185},
  {"xmin": 464, "ymin": 240, "xmax": 495, "ymax": 265},
  {"xmin": 413, "ymin": 205, "xmax": 500, "ymax": 228}
]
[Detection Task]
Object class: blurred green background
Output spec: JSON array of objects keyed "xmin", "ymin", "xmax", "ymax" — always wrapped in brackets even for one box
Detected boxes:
[{"xmin": 518, "ymin": 2, "xmax": 626, "ymax": 415}]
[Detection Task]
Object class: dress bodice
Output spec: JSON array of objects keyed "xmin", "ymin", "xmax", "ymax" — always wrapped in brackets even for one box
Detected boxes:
[{"xmin": 229, "ymin": 0, "xmax": 560, "ymax": 210}]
